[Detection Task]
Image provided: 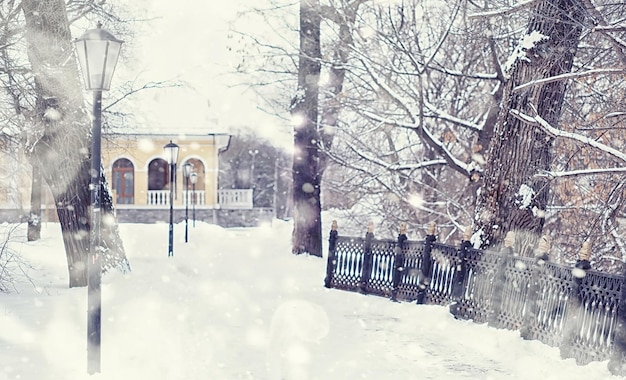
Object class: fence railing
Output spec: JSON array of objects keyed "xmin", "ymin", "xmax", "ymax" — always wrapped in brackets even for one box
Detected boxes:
[
  {"xmin": 217, "ymin": 189, "xmax": 253, "ymax": 209},
  {"xmin": 323, "ymin": 221, "xmax": 626, "ymax": 376}
]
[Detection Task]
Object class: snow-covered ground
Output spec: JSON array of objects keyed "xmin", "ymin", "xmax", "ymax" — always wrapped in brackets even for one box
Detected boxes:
[{"xmin": 0, "ymin": 219, "xmax": 615, "ymax": 379}]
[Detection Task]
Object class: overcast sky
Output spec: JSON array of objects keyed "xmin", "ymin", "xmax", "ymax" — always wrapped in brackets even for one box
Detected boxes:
[{"xmin": 109, "ymin": 0, "xmax": 293, "ymax": 148}]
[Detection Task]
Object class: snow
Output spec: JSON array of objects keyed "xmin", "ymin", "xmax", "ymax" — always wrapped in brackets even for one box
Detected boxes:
[
  {"xmin": 516, "ymin": 183, "xmax": 534, "ymax": 209},
  {"xmin": 0, "ymin": 218, "xmax": 616, "ymax": 379},
  {"xmin": 503, "ymin": 31, "xmax": 549, "ymax": 74}
]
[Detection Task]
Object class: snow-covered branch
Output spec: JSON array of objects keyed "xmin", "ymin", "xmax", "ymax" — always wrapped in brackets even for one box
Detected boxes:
[
  {"xmin": 510, "ymin": 107, "xmax": 626, "ymax": 163},
  {"xmin": 594, "ymin": 25, "xmax": 626, "ymax": 33},
  {"xmin": 423, "ymin": 100, "xmax": 483, "ymax": 132},
  {"xmin": 535, "ymin": 167, "xmax": 626, "ymax": 178},
  {"xmin": 348, "ymin": 144, "xmax": 447, "ymax": 172},
  {"xmin": 512, "ymin": 68, "xmax": 625, "ymax": 93},
  {"xmin": 363, "ymin": 110, "xmax": 473, "ymax": 177},
  {"xmin": 468, "ymin": 0, "xmax": 536, "ymax": 19}
]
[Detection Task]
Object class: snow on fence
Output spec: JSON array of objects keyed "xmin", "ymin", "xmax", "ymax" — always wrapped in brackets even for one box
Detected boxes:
[{"xmin": 323, "ymin": 221, "xmax": 626, "ymax": 376}]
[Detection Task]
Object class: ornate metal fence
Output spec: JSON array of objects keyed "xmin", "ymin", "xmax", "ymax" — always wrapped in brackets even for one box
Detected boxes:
[{"xmin": 323, "ymin": 222, "xmax": 626, "ymax": 375}]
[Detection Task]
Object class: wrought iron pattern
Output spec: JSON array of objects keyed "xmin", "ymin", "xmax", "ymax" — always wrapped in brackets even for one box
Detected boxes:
[
  {"xmin": 395, "ymin": 241, "xmax": 425, "ymax": 301},
  {"xmin": 522, "ymin": 262, "xmax": 574, "ymax": 347},
  {"xmin": 324, "ymin": 230, "xmax": 626, "ymax": 368},
  {"xmin": 564, "ymin": 270, "xmax": 622, "ymax": 364},
  {"xmin": 451, "ymin": 248, "xmax": 501, "ymax": 323},
  {"xmin": 363, "ymin": 239, "xmax": 396, "ymax": 296},
  {"xmin": 332, "ymin": 237, "xmax": 365, "ymax": 292},
  {"xmin": 490, "ymin": 255, "xmax": 533, "ymax": 330},
  {"xmin": 425, "ymin": 243, "xmax": 461, "ymax": 305}
]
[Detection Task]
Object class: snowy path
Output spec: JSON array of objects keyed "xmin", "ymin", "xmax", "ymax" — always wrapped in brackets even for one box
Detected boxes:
[{"xmin": 0, "ymin": 221, "xmax": 615, "ymax": 379}]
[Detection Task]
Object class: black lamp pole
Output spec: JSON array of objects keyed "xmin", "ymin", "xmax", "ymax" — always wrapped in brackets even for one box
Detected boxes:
[
  {"xmin": 164, "ymin": 140, "xmax": 179, "ymax": 257},
  {"xmin": 190, "ymin": 172, "xmax": 197, "ymax": 227},
  {"xmin": 183, "ymin": 163, "xmax": 192, "ymax": 242},
  {"xmin": 168, "ymin": 162, "xmax": 175, "ymax": 255},
  {"xmin": 74, "ymin": 23, "xmax": 122, "ymax": 375},
  {"xmin": 88, "ymin": 89, "xmax": 103, "ymax": 374}
]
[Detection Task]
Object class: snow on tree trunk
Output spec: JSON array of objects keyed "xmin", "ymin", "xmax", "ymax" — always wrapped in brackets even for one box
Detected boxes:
[
  {"xmin": 291, "ymin": 0, "xmax": 323, "ymax": 257},
  {"xmin": 27, "ymin": 162, "xmax": 42, "ymax": 242},
  {"xmin": 22, "ymin": 0, "xmax": 130, "ymax": 287},
  {"xmin": 474, "ymin": 0, "xmax": 585, "ymax": 248}
]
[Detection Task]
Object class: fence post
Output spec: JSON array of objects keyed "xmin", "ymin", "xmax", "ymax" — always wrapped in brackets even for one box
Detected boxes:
[
  {"xmin": 560, "ymin": 241, "xmax": 591, "ymax": 360},
  {"xmin": 324, "ymin": 220, "xmax": 339, "ymax": 289},
  {"xmin": 520, "ymin": 234, "xmax": 550, "ymax": 340},
  {"xmin": 359, "ymin": 222, "xmax": 375, "ymax": 294},
  {"xmin": 391, "ymin": 223, "xmax": 408, "ymax": 302},
  {"xmin": 416, "ymin": 221, "xmax": 436, "ymax": 305},
  {"xmin": 487, "ymin": 231, "xmax": 515, "ymax": 327},
  {"xmin": 449, "ymin": 227, "xmax": 473, "ymax": 317}
]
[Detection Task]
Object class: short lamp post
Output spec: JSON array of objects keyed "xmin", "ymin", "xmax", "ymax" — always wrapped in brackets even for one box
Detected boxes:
[
  {"xmin": 164, "ymin": 141, "xmax": 179, "ymax": 257},
  {"xmin": 182, "ymin": 162, "xmax": 193, "ymax": 242},
  {"xmin": 190, "ymin": 172, "xmax": 198, "ymax": 227},
  {"xmin": 73, "ymin": 23, "xmax": 123, "ymax": 375}
]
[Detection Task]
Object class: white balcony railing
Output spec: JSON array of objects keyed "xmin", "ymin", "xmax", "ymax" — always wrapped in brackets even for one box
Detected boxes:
[
  {"xmin": 218, "ymin": 189, "xmax": 253, "ymax": 209},
  {"xmin": 147, "ymin": 190, "xmax": 170, "ymax": 206},
  {"xmin": 146, "ymin": 189, "xmax": 252, "ymax": 209},
  {"xmin": 147, "ymin": 190, "xmax": 206, "ymax": 206},
  {"xmin": 182, "ymin": 190, "xmax": 206, "ymax": 206}
]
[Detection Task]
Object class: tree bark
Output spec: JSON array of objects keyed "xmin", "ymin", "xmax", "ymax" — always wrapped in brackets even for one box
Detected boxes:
[
  {"xmin": 22, "ymin": 0, "xmax": 130, "ymax": 287},
  {"xmin": 291, "ymin": 0, "xmax": 323, "ymax": 256},
  {"xmin": 474, "ymin": 0, "xmax": 585, "ymax": 248},
  {"xmin": 27, "ymin": 162, "xmax": 42, "ymax": 242}
]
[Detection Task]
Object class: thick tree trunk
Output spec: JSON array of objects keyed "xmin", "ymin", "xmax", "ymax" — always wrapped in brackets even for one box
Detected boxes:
[
  {"xmin": 22, "ymin": 0, "xmax": 130, "ymax": 287},
  {"xmin": 291, "ymin": 0, "xmax": 322, "ymax": 256},
  {"xmin": 27, "ymin": 162, "xmax": 42, "ymax": 242},
  {"xmin": 474, "ymin": 0, "xmax": 585, "ymax": 248}
]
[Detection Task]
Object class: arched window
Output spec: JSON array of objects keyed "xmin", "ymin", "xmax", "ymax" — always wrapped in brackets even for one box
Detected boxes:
[
  {"xmin": 148, "ymin": 158, "xmax": 169, "ymax": 190},
  {"xmin": 180, "ymin": 158, "xmax": 206, "ymax": 205},
  {"xmin": 186, "ymin": 158, "xmax": 205, "ymax": 191},
  {"xmin": 112, "ymin": 158, "xmax": 134, "ymax": 204}
]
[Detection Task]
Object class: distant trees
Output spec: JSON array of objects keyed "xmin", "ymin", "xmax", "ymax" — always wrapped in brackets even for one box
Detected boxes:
[{"xmin": 219, "ymin": 130, "xmax": 292, "ymax": 219}]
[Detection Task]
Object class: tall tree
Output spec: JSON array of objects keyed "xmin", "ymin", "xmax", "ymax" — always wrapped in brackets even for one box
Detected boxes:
[
  {"xmin": 473, "ymin": 0, "xmax": 586, "ymax": 248},
  {"xmin": 291, "ymin": 0, "xmax": 323, "ymax": 256},
  {"xmin": 22, "ymin": 0, "xmax": 130, "ymax": 287}
]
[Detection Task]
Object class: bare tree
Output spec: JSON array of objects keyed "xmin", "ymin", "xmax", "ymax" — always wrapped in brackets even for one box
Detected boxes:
[
  {"xmin": 22, "ymin": 0, "xmax": 130, "ymax": 287},
  {"xmin": 291, "ymin": 0, "xmax": 323, "ymax": 256},
  {"xmin": 473, "ymin": 0, "xmax": 586, "ymax": 248}
]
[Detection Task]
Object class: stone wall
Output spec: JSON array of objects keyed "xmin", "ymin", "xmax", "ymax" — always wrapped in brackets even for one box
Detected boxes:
[
  {"xmin": 0, "ymin": 207, "xmax": 274, "ymax": 228},
  {"xmin": 103, "ymin": 207, "xmax": 274, "ymax": 228}
]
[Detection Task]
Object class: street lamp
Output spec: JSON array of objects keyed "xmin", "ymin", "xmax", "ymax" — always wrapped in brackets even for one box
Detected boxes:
[
  {"xmin": 190, "ymin": 172, "xmax": 198, "ymax": 227},
  {"xmin": 182, "ymin": 162, "xmax": 193, "ymax": 242},
  {"xmin": 74, "ymin": 22, "xmax": 123, "ymax": 375},
  {"xmin": 164, "ymin": 140, "xmax": 179, "ymax": 257}
]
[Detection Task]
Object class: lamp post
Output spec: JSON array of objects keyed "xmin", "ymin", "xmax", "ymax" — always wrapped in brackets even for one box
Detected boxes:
[
  {"xmin": 190, "ymin": 172, "xmax": 197, "ymax": 227},
  {"xmin": 164, "ymin": 141, "xmax": 179, "ymax": 257},
  {"xmin": 74, "ymin": 23, "xmax": 123, "ymax": 375},
  {"xmin": 182, "ymin": 162, "xmax": 193, "ymax": 242}
]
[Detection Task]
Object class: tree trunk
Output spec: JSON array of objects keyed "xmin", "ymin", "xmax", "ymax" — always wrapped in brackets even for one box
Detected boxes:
[
  {"xmin": 474, "ymin": 0, "xmax": 585, "ymax": 248},
  {"xmin": 27, "ymin": 162, "xmax": 42, "ymax": 242},
  {"xmin": 291, "ymin": 0, "xmax": 322, "ymax": 257},
  {"xmin": 22, "ymin": 0, "xmax": 130, "ymax": 287}
]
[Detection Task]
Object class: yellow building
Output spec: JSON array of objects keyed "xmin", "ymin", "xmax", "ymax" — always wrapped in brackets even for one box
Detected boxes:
[
  {"xmin": 0, "ymin": 132, "xmax": 271, "ymax": 226},
  {"xmin": 103, "ymin": 133, "xmax": 230, "ymax": 208}
]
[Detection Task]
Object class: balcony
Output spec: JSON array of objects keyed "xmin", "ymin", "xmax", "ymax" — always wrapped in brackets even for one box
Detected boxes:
[
  {"xmin": 145, "ymin": 189, "xmax": 252, "ymax": 209},
  {"xmin": 217, "ymin": 189, "xmax": 253, "ymax": 209}
]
